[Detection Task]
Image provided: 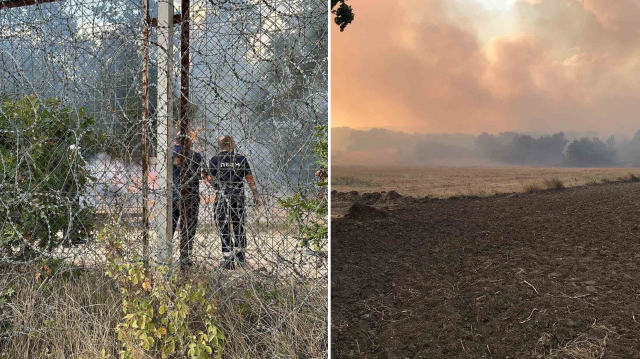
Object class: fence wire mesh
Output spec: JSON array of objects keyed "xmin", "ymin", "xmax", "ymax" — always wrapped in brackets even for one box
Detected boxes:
[{"xmin": 0, "ymin": 0, "xmax": 328, "ymax": 281}]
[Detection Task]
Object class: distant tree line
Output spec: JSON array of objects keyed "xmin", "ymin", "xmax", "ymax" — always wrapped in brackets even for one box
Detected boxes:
[
  {"xmin": 475, "ymin": 132, "xmax": 569, "ymax": 166},
  {"xmin": 474, "ymin": 130, "xmax": 640, "ymax": 167},
  {"xmin": 333, "ymin": 127, "xmax": 640, "ymax": 167},
  {"xmin": 617, "ymin": 130, "xmax": 640, "ymax": 165}
]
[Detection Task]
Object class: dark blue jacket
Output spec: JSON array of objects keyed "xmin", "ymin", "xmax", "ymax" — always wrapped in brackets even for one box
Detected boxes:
[
  {"xmin": 172, "ymin": 144, "xmax": 202, "ymax": 198},
  {"xmin": 208, "ymin": 151, "xmax": 252, "ymax": 196}
]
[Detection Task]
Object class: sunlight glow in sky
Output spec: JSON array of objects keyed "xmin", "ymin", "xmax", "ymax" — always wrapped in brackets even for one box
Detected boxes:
[
  {"xmin": 332, "ymin": 0, "xmax": 640, "ymax": 136},
  {"xmin": 476, "ymin": 0, "xmax": 515, "ymax": 11}
]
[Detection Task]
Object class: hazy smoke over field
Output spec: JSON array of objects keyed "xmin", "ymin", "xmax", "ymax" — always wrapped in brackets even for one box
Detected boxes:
[
  {"xmin": 332, "ymin": 127, "xmax": 640, "ymax": 168},
  {"xmin": 332, "ymin": 0, "xmax": 640, "ymax": 136}
]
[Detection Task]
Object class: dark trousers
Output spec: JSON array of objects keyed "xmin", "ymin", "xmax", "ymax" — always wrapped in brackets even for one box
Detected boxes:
[
  {"xmin": 214, "ymin": 195, "xmax": 246, "ymax": 257},
  {"xmin": 172, "ymin": 194, "xmax": 199, "ymax": 263}
]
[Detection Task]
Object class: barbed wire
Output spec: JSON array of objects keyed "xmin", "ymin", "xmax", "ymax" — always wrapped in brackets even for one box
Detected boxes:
[{"xmin": 0, "ymin": 0, "xmax": 327, "ymax": 281}]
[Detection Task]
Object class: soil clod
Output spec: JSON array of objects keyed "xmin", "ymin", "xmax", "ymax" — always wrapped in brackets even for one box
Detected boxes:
[{"xmin": 345, "ymin": 202, "xmax": 388, "ymax": 220}]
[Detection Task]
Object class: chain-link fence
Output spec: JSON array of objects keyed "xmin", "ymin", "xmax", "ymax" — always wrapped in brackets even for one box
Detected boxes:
[{"xmin": 0, "ymin": 0, "xmax": 327, "ymax": 280}]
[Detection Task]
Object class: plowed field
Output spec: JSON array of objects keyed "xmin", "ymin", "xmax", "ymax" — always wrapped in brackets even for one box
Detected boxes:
[{"xmin": 331, "ymin": 182, "xmax": 640, "ymax": 358}]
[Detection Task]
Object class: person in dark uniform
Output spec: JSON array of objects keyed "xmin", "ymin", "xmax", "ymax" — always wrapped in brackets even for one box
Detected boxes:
[
  {"xmin": 207, "ymin": 135, "xmax": 261, "ymax": 269},
  {"xmin": 172, "ymin": 133, "xmax": 204, "ymax": 269},
  {"xmin": 63, "ymin": 144, "xmax": 88, "ymax": 246}
]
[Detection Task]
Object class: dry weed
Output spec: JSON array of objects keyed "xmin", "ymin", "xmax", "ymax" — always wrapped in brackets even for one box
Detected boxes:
[
  {"xmin": 542, "ymin": 323, "xmax": 615, "ymax": 359},
  {"xmin": 0, "ymin": 266, "xmax": 120, "ymax": 359},
  {"xmin": 0, "ymin": 266, "xmax": 327, "ymax": 359},
  {"xmin": 542, "ymin": 178, "xmax": 565, "ymax": 190},
  {"xmin": 523, "ymin": 183, "xmax": 543, "ymax": 193},
  {"xmin": 205, "ymin": 276, "xmax": 328, "ymax": 359},
  {"xmin": 617, "ymin": 173, "xmax": 640, "ymax": 182}
]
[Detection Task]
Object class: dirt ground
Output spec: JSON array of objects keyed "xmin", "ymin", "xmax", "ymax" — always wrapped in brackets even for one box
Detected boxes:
[
  {"xmin": 332, "ymin": 166, "xmax": 638, "ymax": 199},
  {"xmin": 331, "ymin": 181, "xmax": 640, "ymax": 358}
]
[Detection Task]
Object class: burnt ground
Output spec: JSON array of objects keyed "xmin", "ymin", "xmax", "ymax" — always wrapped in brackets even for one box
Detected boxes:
[{"xmin": 331, "ymin": 182, "xmax": 640, "ymax": 358}]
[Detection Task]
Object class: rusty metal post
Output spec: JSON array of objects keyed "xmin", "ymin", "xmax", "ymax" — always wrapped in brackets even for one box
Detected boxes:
[
  {"xmin": 179, "ymin": 0, "xmax": 190, "ymax": 137},
  {"xmin": 141, "ymin": 0, "xmax": 150, "ymax": 265},
  {"xmin": 178, "ymin": 0, "xmax": 191, "ymax": 267}
]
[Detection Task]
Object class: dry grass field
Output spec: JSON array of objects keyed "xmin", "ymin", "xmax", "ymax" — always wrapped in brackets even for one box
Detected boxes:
[{"xmin": 331, "ymin": 166, "xmax": 639, "ymax": 198}]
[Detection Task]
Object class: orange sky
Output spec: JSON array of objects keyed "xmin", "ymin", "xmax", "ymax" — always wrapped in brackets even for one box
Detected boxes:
[{"xmin": 331, "ymin": 0, "xmax": 640, "ymax": 136}]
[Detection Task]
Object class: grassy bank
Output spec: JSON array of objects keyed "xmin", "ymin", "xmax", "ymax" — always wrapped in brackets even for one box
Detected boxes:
[{"xmin": 0, "ymin": 265, "xmax": 327, "ymax": 359}]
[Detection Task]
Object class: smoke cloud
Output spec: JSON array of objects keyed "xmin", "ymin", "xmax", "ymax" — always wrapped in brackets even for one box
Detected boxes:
[{"xmin": 332, "ymin": 0, "xmax": 640, "ymax": 136}]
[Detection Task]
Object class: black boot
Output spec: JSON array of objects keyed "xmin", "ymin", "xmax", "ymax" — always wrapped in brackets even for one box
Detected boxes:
[
  {"xmin": 219, "ymin": 256, "xmax": 235, "ymax": 270},
  {"xmin": 235, "ymin": 251, "xmax": 246, "ymax": 267},
  {"xmin": 180, "ymin": 258, "xmax": 193, "ymax": 271}
]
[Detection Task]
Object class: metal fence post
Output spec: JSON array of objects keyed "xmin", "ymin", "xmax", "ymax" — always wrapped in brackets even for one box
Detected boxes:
[{"xmin": 155, "ymin": 0, "xmax": 174, "ymax": 267}]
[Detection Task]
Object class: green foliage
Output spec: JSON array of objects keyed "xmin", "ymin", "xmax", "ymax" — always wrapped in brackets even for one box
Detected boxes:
[
  {"xmin": 0, "ymin": 285, "xmax": 16, "ymax": 345},
  {"xmin": 101, "ymin": 227, "xmax": 225, "ymax": 359},
  {"xmin": 0, "ymin": 286, "xmax": 15, "ymax": 305},
  {"xmin": 279, "ymin": 125, "xmax": 328, "ymax": 250},
  {"xmin": 313, "ymin": 125, "xmax": 329, "ymax": 171},
  {"xmin": 0, "ymin": 96, "xmax": 100, "ymax": 260}
]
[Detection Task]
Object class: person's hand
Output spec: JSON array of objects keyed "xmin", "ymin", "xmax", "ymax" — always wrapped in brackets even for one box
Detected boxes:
[
  {"xmin": 253, "ymin": 195, "xmax": 263, "ymax": 208},
  {"xmin": 201, "ymin": 195, "xmax": 214, "ymax": 204}
]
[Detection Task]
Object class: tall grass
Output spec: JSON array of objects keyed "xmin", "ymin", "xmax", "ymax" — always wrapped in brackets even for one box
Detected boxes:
[
  {"xmin": 523, "ymin": 177, "xmax": 565, "ymax": 193},
  {"xmin": 542, "ymin": 177, "xmax": 565, "ymax": 190},
  {"xmin": 522, "ymin": 182, "xmax": 543, "ymax": 193},
  {"xmin": 0, "ymin": 266, "xmax": 120, "ymax": 359},
  {"xmin": 617, "ymin": 173, "xmax": 640, "ymax": 182},
  {"xmin": 0, "ymin": 265, "xmax": 327, "ymax": 359}
]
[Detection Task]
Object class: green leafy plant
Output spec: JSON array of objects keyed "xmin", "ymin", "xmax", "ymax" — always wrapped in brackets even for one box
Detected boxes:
[
  {"xmin": 0, "ymin": 96, "xmax": 99, "ymax": 260},
  {"xmin": 101, "ymin": 227, "xmax": 224, "ymax": 359},
  {"xmin": 279, "ymin": 125, "xmax": 328, "ymax": 251},
  {"xmin": 0, "ymin": 286, "xmax": 15, "ymax": 305}
]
